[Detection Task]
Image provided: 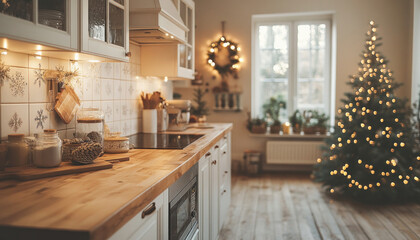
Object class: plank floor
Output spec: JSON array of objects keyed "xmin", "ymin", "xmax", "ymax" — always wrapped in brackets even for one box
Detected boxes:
[{"xmin": 219, "ymin": 173, "xmax": 420, "ymax": 240}]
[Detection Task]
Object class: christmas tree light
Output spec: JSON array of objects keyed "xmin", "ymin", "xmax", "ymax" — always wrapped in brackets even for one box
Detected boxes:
[{"xmin": 314, "ymin": 21, "xmax": 420, "ymax": 203}]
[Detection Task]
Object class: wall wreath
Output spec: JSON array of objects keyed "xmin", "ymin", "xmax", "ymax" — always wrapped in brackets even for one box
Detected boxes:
[{"xmin": 206, "ymin": 22, "xmax": 243, "ymax": 80}]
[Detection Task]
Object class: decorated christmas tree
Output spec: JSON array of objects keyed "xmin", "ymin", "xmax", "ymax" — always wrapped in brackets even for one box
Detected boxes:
[{"xmin": 314, "ymin": 21, "xmax": 420, "ymax": 203}]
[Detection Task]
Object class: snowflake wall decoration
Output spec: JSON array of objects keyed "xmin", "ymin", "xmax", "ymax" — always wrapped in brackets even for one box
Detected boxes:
[
  {"xmin": 9, "ymin": 113, "xmax": 23, "ymax": 132},
  {"xmin": 9, "ymin": 71, "xmax": 27, "ymax": 96},
  {"xmin": 34, "ymin": 64, "xmax": 45, "ymax": 87},
  {"xmin": 0, "ymin": 59, "xmax": 10, "ymax": 86},
  {"xmin": 34, "ymin": 109, "xmax": 48, "ymax": 129},
  {"xmin": 128, "ymin": 83, "xmax": 134, "ymax": 95}
]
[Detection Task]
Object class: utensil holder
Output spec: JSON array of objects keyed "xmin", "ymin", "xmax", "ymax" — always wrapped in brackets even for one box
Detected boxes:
[{"xmin": 142, "ymin": 109, "xmax": 157, "ymax": 133}]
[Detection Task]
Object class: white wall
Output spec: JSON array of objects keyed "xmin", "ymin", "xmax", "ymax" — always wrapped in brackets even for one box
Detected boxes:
[
  {"xmin": 176, "ymin": 0, "xmax": 413, "ymax": 163},
  {"xmin": 412, "ymin": 0, "xmax": 420, "ymax": 104}
]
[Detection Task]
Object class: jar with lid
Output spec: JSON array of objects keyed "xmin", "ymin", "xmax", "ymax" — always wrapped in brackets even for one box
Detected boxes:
[
  {"xmin": 33, "ymin": 129, "xmax": 62, "ymax": 168},
  {"xmin": 76, "ymin": 108, "xmax": 105, "ymax": 146},
  {"xmin": 6, "ymin": 134, "xmax": 29, "ymax": 167}
]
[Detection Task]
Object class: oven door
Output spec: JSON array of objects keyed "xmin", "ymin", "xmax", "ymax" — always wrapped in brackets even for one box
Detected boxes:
[{"xmin": 169, "ymin": 180, "xmax": 198, "ymax": 240}]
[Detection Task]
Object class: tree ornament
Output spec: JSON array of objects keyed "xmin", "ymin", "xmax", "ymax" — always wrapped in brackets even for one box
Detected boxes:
[{"xmin": 314, "ymin": 21, "xmax": 420, "ymax": 203}]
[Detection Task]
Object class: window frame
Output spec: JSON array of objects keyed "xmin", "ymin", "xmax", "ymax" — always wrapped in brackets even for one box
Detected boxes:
[{"xmin": 252, "ymin": 13, "xmax": 333, "ymax": 121}]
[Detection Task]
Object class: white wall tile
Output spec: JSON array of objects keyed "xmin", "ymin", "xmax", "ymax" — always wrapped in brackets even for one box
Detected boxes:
[
  {"xmin": 101, "ymin": 78, "xmax": 114, "ymax": 101},
  {"xmin": 114, "ymin": 79, "xmax": 122, "ymax": 100},
  {"xmin": 1, "ymin": 67, "xmax": 29, "ymax": 103},
  {"xmin": 100, "ymin": 62, "xmax": 113, "ymax": 79},
  {"xmin": 113, "ymin": 62, "xmax": 121, "ymax": 79},
  {"xmin": 28, "ymin": 66, "xmax": 48, "ymax": 103},
  {"xmin": 2, "ymin": 51, "xmax": 28, "ymax": 68},
  {"xmin": 113, "ymin": 100, "xmax": 121, "ymax": 121},
  {"xmin": 49, "ymin": 58, "xmax": 69, "ymax": 71},
  {"xmin": 29, "ymin": 56, "xmax": 48, "ymax": 69},
  {"xmin": 1, "ymin": 104, "xmax": 29, "ymax": 138},
  {"xmin": 50, "ymin": 110, "xmax": 67, "ymax": 131},
  {"xmin": 121, "ymin": 63, "xmax": 131, "ymax": 80},
  {"xmin": 29, "ymin": 103, "xmax": 50, "ymax": 135},
  {"xmin": 92, "ymin": 77, "xmax": 101, "ymax": 100},
  {"xmin": 101, "ymin": 100, "xmax": 114, "ymax": 123}
]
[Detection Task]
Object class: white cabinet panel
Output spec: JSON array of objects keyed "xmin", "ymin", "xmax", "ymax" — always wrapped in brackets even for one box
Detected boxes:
[
  {"xmin": 109, "ymin": 189, "xmax": 168, "ymax": 240},
  {"xmin": 199, "ymin": 152, "xmax": 211, "ymax": 240}
]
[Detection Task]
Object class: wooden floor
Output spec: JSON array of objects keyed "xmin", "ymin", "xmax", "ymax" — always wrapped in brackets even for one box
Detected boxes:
[{"xmin": 219, "ymin": 173, "xmax": 420, "ymax": 240}]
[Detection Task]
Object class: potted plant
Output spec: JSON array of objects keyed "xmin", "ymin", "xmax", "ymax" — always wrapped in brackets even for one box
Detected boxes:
[
  {"xmin": 247, "ymin": 113, "xmax": 267, "ymax": 134},
  {"xmin": 289, "ymin": 110, "xmax": 303, "ymax": 134},
  {"xmin": 262, "ymin": 95, "xmax": 286, "ymax": 134},
  {"xmin": 302, "ymin": 110, "xmax": 329, "ymax": 134},
  {"xmin": 190, "ymin": 87, "xmax": 210, "ymax": 124}
]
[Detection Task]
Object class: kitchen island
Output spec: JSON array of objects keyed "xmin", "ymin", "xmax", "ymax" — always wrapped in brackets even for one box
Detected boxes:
[{"xmin": 0, "ymin": 123, "xmax": 232, "ymax": 240}]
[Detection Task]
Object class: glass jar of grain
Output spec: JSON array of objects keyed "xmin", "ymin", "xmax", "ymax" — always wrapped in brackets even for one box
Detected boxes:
[
  {"xmin": 76, "ymin": 108, "xmax": 105, "ymax": 146},
  {"xmin": 6, "ymin": 134, "xmax": 29, "ymax": 167},
  {"xmin": 33, "ymin": 129, "xmax": 62, "ymax": 168}
]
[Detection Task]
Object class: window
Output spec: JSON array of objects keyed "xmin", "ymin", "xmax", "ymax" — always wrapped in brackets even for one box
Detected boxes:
[{"xmin": 252, "ymin": 14, "xmax": 332, "ymax": 122}]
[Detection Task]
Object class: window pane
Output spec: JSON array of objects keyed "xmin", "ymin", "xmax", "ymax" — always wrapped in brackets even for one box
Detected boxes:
[
  {"xmin": 256, "ymin": 24, "xmax": 289, "ymax": 119},
  {"xmin": 38, "ymin": 0, "xmax": 66, "ymax": 31},
  {"xmin": 297, "ymin": 23, "xmax": 327, "ymax": 112},
  {"xmin": 109, "ymin": 4, "xmax": 124, "ymax": 47},
  {"xmin": 0, "ymin": 0, "xmax": 33, "ymax": 21},
  {"xmin": 89, "ymin": 0, "xmax": 106, "ymax": 42}
]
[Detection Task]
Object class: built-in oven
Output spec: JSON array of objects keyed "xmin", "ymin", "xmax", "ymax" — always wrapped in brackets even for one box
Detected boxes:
[{"xmin": 169, "ymin": 164, "xmax": 199, "ymax": 240}]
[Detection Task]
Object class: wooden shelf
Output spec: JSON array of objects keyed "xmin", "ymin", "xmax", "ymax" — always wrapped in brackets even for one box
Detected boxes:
[
  {"xmin": 213, "ymin": 108, "xmax": 242, "ymax": 112},
  {"xmin": 249, "ymin": 133, "xmax": 329, "ymax": 140}
]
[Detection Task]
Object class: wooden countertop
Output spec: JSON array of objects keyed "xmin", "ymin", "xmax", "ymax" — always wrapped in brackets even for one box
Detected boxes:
[{"xmin": 0, "ymin": 123, "xmax": 232, "ymax": 240}]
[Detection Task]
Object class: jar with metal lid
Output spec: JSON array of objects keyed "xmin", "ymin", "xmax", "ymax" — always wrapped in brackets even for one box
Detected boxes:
[
  {"xmin": 76, "ymin": 108, "xmax": 105, "ymax": 146},
  {"xmin": 6, "ymin": 134, "xmax": 29, "ymax": 167},
  {"xmin": 33, "ymin": 129, "xmax": 62, "ymax": 168}
]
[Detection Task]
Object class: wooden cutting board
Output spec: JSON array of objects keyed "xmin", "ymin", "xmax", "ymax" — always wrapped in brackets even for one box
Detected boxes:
[
  {"xmin": 55, "ymin": 86, "xmax": 81, "ymax": 124},
  {"xmin": 1, "ymin": 161, "xmax": 112, "ymax": 181}
]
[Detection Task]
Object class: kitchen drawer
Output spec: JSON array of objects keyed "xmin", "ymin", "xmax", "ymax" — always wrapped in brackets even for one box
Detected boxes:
[{"xmin": 109, "ymin": 189, "xmax": 168, "ymax": 240}]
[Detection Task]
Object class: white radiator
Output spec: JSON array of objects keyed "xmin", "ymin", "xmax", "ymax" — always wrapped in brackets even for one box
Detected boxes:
[{"xmin": 266, "ymin": 141, "xmax": 323, "ymax": 164}]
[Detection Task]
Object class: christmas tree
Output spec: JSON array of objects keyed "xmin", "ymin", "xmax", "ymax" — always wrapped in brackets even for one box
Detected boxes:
[
  {"xmin": 191, "ymin": 87, "xmax": 210, "ymax": 117},
  {"xmin": 314, "ymin": 21, "xmax": 420, "ymax": 203}
]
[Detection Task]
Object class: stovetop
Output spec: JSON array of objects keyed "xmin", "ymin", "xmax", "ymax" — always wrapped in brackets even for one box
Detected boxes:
[{"xmin": 128, "ymin": 133, "xmax": 204, "ymax": 149}]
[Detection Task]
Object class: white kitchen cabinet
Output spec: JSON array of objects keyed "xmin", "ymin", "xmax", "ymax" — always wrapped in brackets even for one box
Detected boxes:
[
  {"xmin": 0, "ymin": 0, "xmax": 78, "ymax": 51},
  {"xmin": 210, "ymin": 143, "xmax": 220, "ymax": 240},
  {"xmin": 198, "ymin": 133, "xmax": 232, "ymax": 240},
  {"xmin": 198, "ymin": 151, "xmax": 212, "ymax": 240},
  {"xmin": 109, "ymin": 189, "xmax": 168, "ymax": 240},
  {"xmin": 218, "ymin": 134, "xmax": 231, "ymax": 230},
  {"xmin": 80, "ymin": 0, "xmax": 130, "ymax": 61},
  {"xmin": 139, "ymin": 0, "xmax": 194, "ymax": 80}
]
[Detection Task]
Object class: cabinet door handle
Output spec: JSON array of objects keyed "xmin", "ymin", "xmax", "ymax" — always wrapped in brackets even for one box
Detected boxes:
[
  {"xmin": 141, "ymin": 202, "xmax": 156, "ymax": 219},
  {"xmin": 212, "ymin": 160, "xmax": 217, "ymax": 165},
  {"xmin": 224, "ymin": 136, "xmax": 227, "ymax": 139},
  {"xmin": 223, "ymin": 151, "xmax": 226, "ymax": 154},
  {"xmin": 221, "ymin": 189, "xmax": 227, "ymax": 195},
  {"xmin": 205, "ymin": 152, "xmax": 211, "ymax": 157},
  {"xmin": 225, "ymin": 171, "xmax": 228, "ymax": 174},
  {"xmin": 214, "ymin": 145, "xmax": 219, "ymax": 149},
  {"xmin": 125, "ymin": 52, "xmax": 132, "ymax": 57}
]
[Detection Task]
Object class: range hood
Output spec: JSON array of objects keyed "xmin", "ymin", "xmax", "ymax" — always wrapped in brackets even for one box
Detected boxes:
[{"xmin": 129, "ymin": 0, "xmax": 188, "ymax": 44}]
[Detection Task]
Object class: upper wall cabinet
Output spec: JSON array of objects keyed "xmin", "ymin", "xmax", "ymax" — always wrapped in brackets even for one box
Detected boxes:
[
  {"xmin": 138, "ymin": 0, "xmax": 195, "ymax": 80},
  {"xmin": 0, "ymin": 0, "xmax": 129, "ymax": 62},
  {"xmin": 0, "ymin": 0, "xmax": 78, "ymax": 50},
  {"xmin": 81, "ymin": 0, "xmax": 130, "ymax": 61}
]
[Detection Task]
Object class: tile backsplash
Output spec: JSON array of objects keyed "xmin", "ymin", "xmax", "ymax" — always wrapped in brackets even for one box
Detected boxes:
[{"xmin": 0, "ymin": 44, "xmax": 173, "ymax": 140}]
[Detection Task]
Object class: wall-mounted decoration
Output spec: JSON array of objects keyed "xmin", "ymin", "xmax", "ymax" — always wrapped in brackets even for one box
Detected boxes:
[
  {"xmin": 54, "ymin": 86, "xmax": 81, "ymax": 124},
  {"xmin": 207, "ymin": 21, "xmax": 243, "ymax": 92}
]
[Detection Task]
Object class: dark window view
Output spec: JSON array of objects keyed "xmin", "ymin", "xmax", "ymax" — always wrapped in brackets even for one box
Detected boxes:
[
  {"xmin": 0, "ymin": 0, "xmax": 33, "ymax": 21},
  {"xmin": 38, "ymin": 0, "xmax": 66, "ymax": 31}
]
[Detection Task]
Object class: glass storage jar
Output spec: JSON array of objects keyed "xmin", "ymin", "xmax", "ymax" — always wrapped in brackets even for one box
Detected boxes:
[
  {"xmin": 6, "ymin": 134, "xmax": 29, "ymax": 167},
  {"xmin": 76, "ymin": 108, "xmax": 105, "ymax": 146},
  {"xmin": 33, "ymin": 129, "xmax": 62, "ymax": 168}
]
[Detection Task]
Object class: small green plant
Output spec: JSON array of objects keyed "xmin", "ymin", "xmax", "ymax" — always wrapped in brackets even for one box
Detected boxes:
[
  {"xmin": 262, "ymin": 95, "xmax": 286, "ymax": 124},
  {"xmin": 246, "ymin": 112, "xmax": 267, "ymax": 133},
  {"xmin": 289, "ymin": 110, "xmax": 303, "ymax": 133},
  {"xmin": 191, "ymin": 87, "xmax": 210, "ymax": 117}
]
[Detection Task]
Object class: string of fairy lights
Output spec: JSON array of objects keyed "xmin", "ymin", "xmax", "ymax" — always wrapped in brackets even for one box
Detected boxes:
[
  {"xmin": 318, "ymin": 21, "xmax": 420, "ymax": 194},
  {"xmin": 206, "ymin": 35, "xmax": 243, "ymax": 77}
]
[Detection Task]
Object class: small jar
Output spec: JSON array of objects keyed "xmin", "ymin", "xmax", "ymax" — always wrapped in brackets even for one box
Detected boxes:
[
  {"xmin": 6, "ymin": 134, "xmax": 29, "ymax": 167},
  {"xmin": 33, "ymin": 129, "xmax": 62, "ymax": 168},
  {"xmin": 76, "ymin": 108, "xmax": 105, "ymax": 146}
]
